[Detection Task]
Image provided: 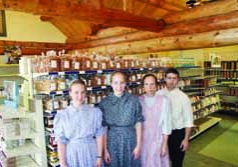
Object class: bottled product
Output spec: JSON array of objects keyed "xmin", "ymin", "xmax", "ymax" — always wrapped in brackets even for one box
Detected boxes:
[
  {"xmin": 61, "ymin": 54, "xmax": 72, "ymax": 71},
  {"xmin": 49, "ymin": 54, "xmax": 61, "ymax": 72},
  {"xmin": 57, "ymin": 76, "xmax": 67, "ymax": 91},
  {"xmin": 72, "ymin": 55, "xmax": 82, "ymax": 71}
]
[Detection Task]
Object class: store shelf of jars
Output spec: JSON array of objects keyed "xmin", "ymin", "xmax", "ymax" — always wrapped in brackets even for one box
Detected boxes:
[{"xmin": 19, "ymin": 58, "xmax": 202, "ymax": 166}]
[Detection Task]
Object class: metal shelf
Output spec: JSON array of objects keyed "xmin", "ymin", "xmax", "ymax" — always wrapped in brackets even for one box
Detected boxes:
[
  {"xmin": 190, "ymin": 117, "xmax": 221, "ymax": 140},
  {"xmin": 3, "ymin": 142, "xmax": 40, "ymax": 158},
  {"xmin": 0, "ymin": 105, "xmax": 33, "ymax": 119}
]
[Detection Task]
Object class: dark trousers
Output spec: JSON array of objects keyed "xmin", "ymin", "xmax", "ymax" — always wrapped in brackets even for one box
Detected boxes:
[{"xmin": 168, "ymin": 128, "xmax": 186, "ymax": 167}]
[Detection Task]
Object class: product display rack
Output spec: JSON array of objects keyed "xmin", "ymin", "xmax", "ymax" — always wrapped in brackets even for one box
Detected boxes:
[
  {"xmin": 0, "ymin": 99, "xmax": 47, "ymax": 167},
  {"xmin": 18, "ymin": 59, "xmax": 219, "ymax": 167},
  {"xmin": 177, "ymin": 71, "xmax": 222, "ymax": 139},
  {"xmin": 204, "ymin": 60, "xmax": 238, "ymax": 113}
]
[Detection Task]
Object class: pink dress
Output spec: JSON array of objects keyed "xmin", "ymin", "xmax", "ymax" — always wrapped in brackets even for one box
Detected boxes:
[{"xmin": 139, "ymin": 95, "xmax": 171, "ymax": 167}]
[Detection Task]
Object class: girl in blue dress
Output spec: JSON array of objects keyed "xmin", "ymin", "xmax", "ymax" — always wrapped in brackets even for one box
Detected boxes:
[
  {"xmin": 99, "ymin": 72, "xmax": 144, "ymax": 167},
  {"xmin": 54, "ymin": 80, "xmax": 104, "ymax": 167}
]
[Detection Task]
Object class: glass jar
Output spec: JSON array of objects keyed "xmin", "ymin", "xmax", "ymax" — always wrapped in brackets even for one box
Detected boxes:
[
  {"xmin": 61, "ymin": 54, "xmax": 72, "ymax": 71},
  {"xmin": 81, "ymin": 57, "xmax": 91, "ymax": 70},
  {"xmin": 60, "ymin": 96, "xmax": 69, "ymax": 109},
  {"xmin": 49, "ymin": 54, "xmax": 61, "ymax": 72},
  {"xmin": 72, "ymin": 55, "xmax": 81, "ymax": 71},
  {"xmin": 57, "ymin": 76, "xmax": 66, "ymax": 91}
]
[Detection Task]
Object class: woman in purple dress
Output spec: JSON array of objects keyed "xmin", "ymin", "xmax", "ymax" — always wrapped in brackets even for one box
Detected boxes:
[
  {"xmin": 139, "ymin": 74, "xmax": 172, "ymax": 167},
  {"xmin": 54, "ymin": 80, "xmax": 104, "ymax": 167}
]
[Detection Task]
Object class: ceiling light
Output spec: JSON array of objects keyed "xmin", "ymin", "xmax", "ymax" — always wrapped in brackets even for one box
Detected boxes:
[{"xmin": 186, "ymin": 0, "xmax": 197, "ymax": 8}]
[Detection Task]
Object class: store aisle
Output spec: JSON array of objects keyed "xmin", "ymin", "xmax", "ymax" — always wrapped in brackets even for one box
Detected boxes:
[{"xmin": 184, "ymin": 113, "xmax": 238, "ymax": 167}]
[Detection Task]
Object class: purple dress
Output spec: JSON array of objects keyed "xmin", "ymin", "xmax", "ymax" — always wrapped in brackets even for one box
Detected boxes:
[
  {"xmin": 54, "ymin": 104, "xmax": 104, "ymax": 167},
  {"xmin": 139, "ymin": 95, "xmax": 171, "ymax": 167}
]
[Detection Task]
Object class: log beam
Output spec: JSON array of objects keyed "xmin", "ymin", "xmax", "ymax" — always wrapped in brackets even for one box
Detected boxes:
[
  {"xmin": 164, "ymin": 0, "xmax": 238, "ymax": 24},
  {"xmin": 0, "ymin": 40, "xmax": 66, "ymax": 55},
  {"xmin": 74, "ymin": 28, "xmax": 238, "ymax": 54},
  {"xmin": 1, "ymin": 0, "xmax": 166, "ymax": 33},
  {"xmin": 70, "ymin": 11, "xmax": 238, "ymax": 49}
]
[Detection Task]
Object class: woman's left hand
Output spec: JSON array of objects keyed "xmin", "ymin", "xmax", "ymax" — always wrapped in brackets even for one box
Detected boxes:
[
  {"xmin": 132, "ymin": 145, "xmax": 141, "ymax": 160},
  {"xmin": 160, "ymin": 142, "xmax": 168, "ymax": 157},
  {"xmin": 95, "ymin": 158, "xmax": 102, "ymax": 167}
]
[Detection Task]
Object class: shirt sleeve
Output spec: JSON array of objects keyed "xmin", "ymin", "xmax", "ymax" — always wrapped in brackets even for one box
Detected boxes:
[
  {"xmin": 182, "ymin": 95, "xmax": 194, "ymax": 128},
  {"xmin": 95, "ymin": 108, "xmax": 106, "ymax": 137},
  {"xmin": 97, "ymin": 101, "xmax": 108, "ymax": 127},
  {"xmin": 134, "ymin": 97, "xmax": 144, "ymax": 124},
  {"xmin": 53, "ymin": 111, "xmax": 68, "ymax": 144},
  {"xmin": 161, "ymin": 96, "xmax": 172, "ymax": 135}
]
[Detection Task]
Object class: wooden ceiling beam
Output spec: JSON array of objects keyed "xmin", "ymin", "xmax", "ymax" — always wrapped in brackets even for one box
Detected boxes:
[
  {"xmin": 71, "ymin": 28, "xmax": 238, "ymax": 54},
  {"xmin": 136, "ymin": 0, "xmax": 183, "ymax": 12},
  {"xmin": 1, "ymin": 0, "xmax": 166, "ymax": 32},
  {"xmin": 69, "ymin": 11, "xmax": 238, "ymax": 49},
  {"xmin": 164, "ymin": 0, "xmax": 238, "ymax": 24}
]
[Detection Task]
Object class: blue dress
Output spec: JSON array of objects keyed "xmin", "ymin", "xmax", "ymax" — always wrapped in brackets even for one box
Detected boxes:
[
  {"xmin": 54, "ymin": 104, "xmax": 104, "ymax": 167},
  {"xmin": 98, "ymin": 92, "xmax": 144, "ymax": 167}
]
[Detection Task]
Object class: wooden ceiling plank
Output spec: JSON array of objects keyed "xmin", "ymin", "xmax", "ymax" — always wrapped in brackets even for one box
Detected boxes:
[
  {"xmin": 164, "ymin": 0, "xmax": 238, "ymax": 24},
  {"xmin": 2, "ymin": 0, "xmax": 166, "ymax": 32},
  {"xmin": 70, "ymin": 11, "xmax": 238, "ymax": 48},
  {"xmin": 136, "ymin": 0, "xmax": 183, "ymax": 12}
]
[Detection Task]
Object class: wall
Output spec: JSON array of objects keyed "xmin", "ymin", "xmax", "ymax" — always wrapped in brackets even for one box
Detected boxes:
[{"xmin": 0, "ymin": 10, "xmax": 66, "ymax": 43}]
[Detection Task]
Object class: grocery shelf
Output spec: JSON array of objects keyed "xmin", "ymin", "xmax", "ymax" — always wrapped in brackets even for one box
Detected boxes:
[
  {"xmin": 48, "ymin": 160, "xmax": 60, "ymax": 167},
  {"xmin": 0, "ymin": 105, "xmax": 33, "ymax": 119},
  {"xmin": 190, "ymin": 117, "xmax": 221, "ymax": 140},
  {"xmin": 2, "ymin": 130, "xmax": 37, "ymax": 140},
  {"xmin": 26, "ymin": 66, "xmax": 201, "ymax": 78},
  {"xmin": 4, "ymin": 142, "xmax": 40, "ymax": 158},
  {"xmin": 15, "ymin": 156, "xmax": 40, "ymax": 167}
]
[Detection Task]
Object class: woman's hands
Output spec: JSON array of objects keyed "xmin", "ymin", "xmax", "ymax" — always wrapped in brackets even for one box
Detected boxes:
[
  {"xmin": 132, "ymin": 145, "xmax": 141, "ymax": 160},
  {"xmin": 104, "ymin": 148, "xmax": 112, "ymax": 164},
  {"xmin": 160, "ymin": 141, "xmax": 168, "ymax": 157},
  {"xmin": 95, "ymin": 158, "xmax": 102, "ymax": 167}
]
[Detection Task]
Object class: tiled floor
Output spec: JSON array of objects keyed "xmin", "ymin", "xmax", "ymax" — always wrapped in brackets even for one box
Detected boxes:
[{"xmin": 184, "ymin": 113, "xmax": 238, "ymax": 167}]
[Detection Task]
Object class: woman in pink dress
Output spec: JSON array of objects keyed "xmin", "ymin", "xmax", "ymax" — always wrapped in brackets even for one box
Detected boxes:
[{"xmin": 139, "ymin": 74, "xmax": 172, "ymax": 167}]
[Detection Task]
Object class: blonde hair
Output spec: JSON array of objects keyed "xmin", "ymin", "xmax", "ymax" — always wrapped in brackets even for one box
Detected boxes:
[{"xmin": 110, "ymin": 71, "xmax": 128, "ymax": 83}]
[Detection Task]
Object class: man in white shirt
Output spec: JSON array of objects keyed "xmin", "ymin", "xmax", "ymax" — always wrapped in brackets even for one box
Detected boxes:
[{"xmin": 157, "ymin": 68, "xmax": 193, "ymax": 167}]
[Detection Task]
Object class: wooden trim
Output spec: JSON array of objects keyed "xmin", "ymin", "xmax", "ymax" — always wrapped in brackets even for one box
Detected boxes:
[
  {"xmin": 0, "ymin": 10, "xmax": 7, "ymax": 37},
  {"xmin": 0, "ymin": 40, "xmax": 67, "ymax": 55}
]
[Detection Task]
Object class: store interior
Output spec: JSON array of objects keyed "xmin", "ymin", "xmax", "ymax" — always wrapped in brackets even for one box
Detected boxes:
[{"xmin": 0, "ymin": 1, "xmax": 238, "ymax": 166}]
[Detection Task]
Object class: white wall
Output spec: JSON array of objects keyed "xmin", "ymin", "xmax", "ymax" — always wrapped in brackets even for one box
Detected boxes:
[{"xmin": 0, "ymin": 10, "xmax": 66, "ymax": 43}]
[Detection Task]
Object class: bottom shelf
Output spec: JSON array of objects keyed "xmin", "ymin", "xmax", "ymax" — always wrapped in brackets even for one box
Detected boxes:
[
  {"xmin": 190, "ymin": 116, "xmax": 221, "ymax": 140},
  {"xmin": 0, "ymin": 155, "xmax": 39, "ymax": 167}
]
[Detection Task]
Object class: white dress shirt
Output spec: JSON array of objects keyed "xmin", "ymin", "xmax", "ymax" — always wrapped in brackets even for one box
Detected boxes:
[{"xmin": 157, "ymin": 88, "xmax": 194, "ymax": 130}]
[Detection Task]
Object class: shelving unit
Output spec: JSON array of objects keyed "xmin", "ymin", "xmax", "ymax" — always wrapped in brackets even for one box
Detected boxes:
[
  {"xmin": 190, "ymin": 117, "xmax": 222, "ymax": 140},
  {"xmin": 0, "ymin": 99, "xmax": 47, "ymax": 167},
  {"xmin": 178, "ymin": 67, "xmax": 222, "ymax": 139},
  {"xmin": 204, "ymin": 60, "xmax": 238, "ymax": 114}
]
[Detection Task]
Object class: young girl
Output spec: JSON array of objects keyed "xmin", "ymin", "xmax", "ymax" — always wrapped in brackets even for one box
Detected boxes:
[
  {"xmin": 54, "ymin": 79, "xmax": 104, "ymax": 167},
  {"xmin": 98, "ymin": 71, "xmax": 144, "ymax": 167},
  {"xmin": 139, "ymin": 74, "xmax": 172, "ymax": 167}
]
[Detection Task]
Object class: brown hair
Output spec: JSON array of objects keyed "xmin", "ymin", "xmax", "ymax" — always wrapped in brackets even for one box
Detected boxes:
[
  {"xmin": 69, "ymin": 79, "xmax": 86, "ymax": 91},
  {"xmin": 142, "ymin": 73, "xmax": 158, "ymax": 86}
]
